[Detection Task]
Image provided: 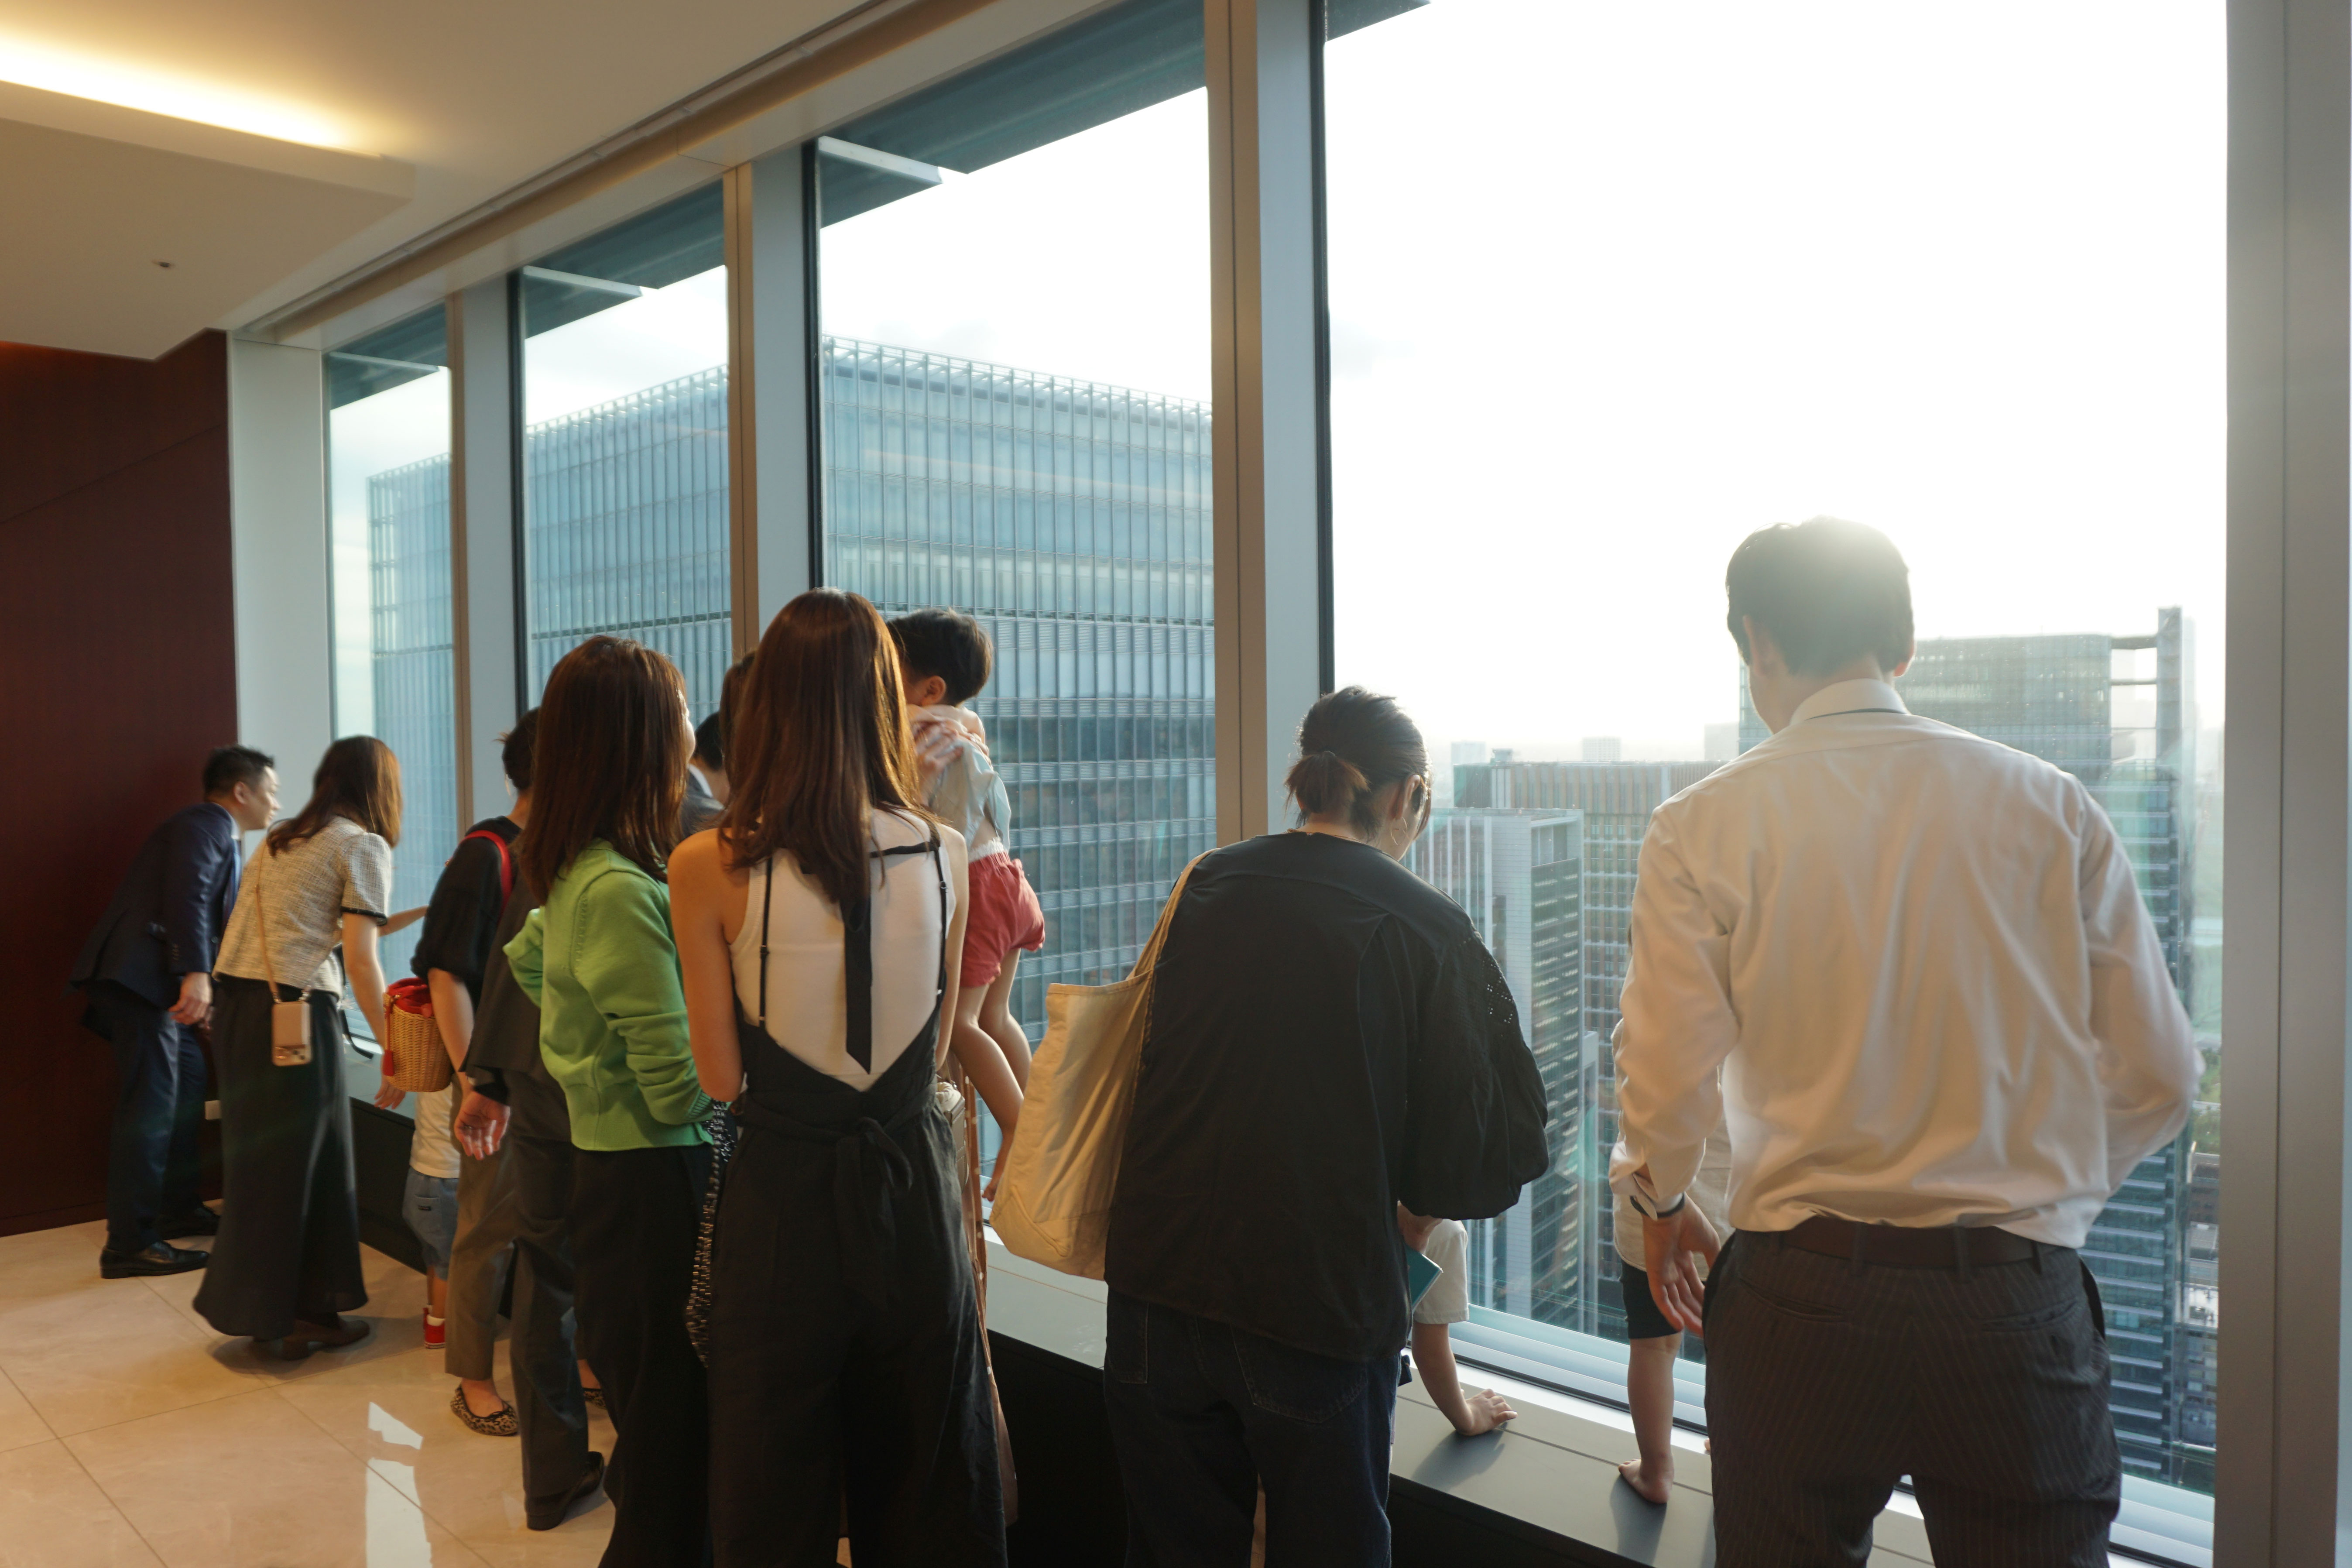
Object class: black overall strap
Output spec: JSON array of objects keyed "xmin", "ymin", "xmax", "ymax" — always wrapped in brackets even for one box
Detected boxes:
[{"xmin": 842, "ymin": 826, "xmax": 946, "ymax": 1071}]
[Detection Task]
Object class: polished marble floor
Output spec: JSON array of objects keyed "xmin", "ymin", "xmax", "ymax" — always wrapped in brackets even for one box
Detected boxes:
[{"xmin": 0, "ymin": 1215, "xmax": 617, "ymax": 1568}]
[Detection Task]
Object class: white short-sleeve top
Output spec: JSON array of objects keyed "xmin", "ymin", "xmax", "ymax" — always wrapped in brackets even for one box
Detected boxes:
[
  {"xmin": 730, "ymin": 809, "xmax": 957, "ymax": 1089},
  {"xmin": 216, "ymin": 816, "xmax": 393, "ymax": 993}
]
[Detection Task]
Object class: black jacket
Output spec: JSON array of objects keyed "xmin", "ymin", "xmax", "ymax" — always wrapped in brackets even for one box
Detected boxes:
[
  {"xmin": 1106, "ymin": 831, "xmax": 1551, "ymax": 1362},
  {"xmin": 71, "ymin": 802, "xmax": 243, "ymax": 1009}
]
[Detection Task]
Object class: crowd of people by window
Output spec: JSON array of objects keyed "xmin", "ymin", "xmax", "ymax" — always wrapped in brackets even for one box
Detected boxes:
[{"xmin": 70, "ymin": 518, "xmax": 2200, "ymax": 1567}]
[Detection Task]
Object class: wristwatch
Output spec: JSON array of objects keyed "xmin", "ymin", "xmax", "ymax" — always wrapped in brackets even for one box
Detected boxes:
[{"xmin": 1629, "ymin": 1191, "xmax": 1688, "ymax": 1221}]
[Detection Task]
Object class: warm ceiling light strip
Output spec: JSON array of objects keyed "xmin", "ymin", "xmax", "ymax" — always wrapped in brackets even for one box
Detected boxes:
[
  {"xmin": 0, "ymin": 37, "xmax": 351, "ymax": 148},
  {"xmin": 254, "ymin": 0, "xmax": 998, "ymax": 340}
]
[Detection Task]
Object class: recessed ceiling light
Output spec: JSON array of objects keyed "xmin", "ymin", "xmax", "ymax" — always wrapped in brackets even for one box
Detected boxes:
[{"xmin": 0, "ymin": 34, "xmax": 353, "ymax": 148}]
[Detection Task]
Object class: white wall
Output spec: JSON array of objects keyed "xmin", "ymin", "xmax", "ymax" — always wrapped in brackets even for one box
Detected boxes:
[{"xmin": 227, "ymin": 335, "xmax": 333, "ymax": 791}]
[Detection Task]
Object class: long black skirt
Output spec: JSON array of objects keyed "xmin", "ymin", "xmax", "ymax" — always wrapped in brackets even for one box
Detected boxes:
[{"xmin": 193, "ymin": 976, "xmax": 367, "ymax": 1339}]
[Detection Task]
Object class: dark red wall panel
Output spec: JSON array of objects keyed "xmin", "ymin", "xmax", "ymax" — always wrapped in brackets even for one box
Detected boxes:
[{"xmin": 0, "ymin": 331, "xmax": 237, "ymax": 1234}]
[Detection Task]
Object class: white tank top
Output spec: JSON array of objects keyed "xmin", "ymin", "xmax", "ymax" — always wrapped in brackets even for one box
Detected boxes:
[{"xmin": 729, "ymin": 809, "xmax": 955, "ymax": 1088}]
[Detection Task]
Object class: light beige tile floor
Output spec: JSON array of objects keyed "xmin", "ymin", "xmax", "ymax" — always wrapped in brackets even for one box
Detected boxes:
[{"xmin": 0, "ymin": 1218, "xmax": 617, "ymax": 1568}]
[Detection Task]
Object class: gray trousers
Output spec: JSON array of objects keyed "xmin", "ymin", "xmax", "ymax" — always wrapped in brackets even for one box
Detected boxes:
[
  {"xmin": 446, "ymin": 1143, "xmax": 518, "ymax": 1380},
  {"xmin": 1704, "ymin": 1231, "xmax": 2120, "ymax": 1567}
]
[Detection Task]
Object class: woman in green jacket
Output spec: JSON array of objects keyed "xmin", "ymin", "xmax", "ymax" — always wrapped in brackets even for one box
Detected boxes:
[{"xmin": 505, "ymin": 635, "xmax": 712, "ymax": 1568}]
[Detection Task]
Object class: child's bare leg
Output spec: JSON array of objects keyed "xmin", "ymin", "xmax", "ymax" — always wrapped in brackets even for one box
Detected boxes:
[
  {"xmin": 426, "ymin": 1266, "xmax": 449, "ymax": 1320},
  {"xmin": 979, "ymin": 953, "xmax": 1031, "ymax": 1086},
  {"xmin": 1618, "ymin": 1334, "xmax": 1682, "ymax": 1503},
  {"xmin": 951, "ymin": 969, "xmax": 1023, "ymax": 1134}
]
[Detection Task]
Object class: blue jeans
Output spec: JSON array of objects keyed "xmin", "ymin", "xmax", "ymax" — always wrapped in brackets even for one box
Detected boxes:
[
  {"xmin": 1102, "ymin": 1290, "xmax": 1397, "ymax": 1568},
  {"xmin": 404, "ymin": 1169, "xmax": 459, "ymax": 1272}
]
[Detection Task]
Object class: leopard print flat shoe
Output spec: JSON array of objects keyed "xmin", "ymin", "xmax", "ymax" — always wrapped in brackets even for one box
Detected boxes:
[{"xmin": 451, "ymin": 1386, "xmax": 519, "ymax": 1437}]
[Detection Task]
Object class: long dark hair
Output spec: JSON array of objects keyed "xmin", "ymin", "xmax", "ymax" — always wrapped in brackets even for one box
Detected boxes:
[
  {"xmin": 1286, "ymin": 686, "xmax": 1428, "ymax": 837},
  {"xmin": 520, "ymin": 636, "xmax": 690, "ymax": 892},
  {"xmin": 268, "ymin": 736, "xmax": 401, "ymax": 853},
  {"xmin": 724, "ymin": 589, "xmax": 927, "ymax": 908}
]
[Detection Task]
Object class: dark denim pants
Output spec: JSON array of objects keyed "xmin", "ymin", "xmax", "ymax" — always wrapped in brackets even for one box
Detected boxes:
[{"xmin": 1103, "ymin": 1289, "xmax": 1397, "ymax": 1568}]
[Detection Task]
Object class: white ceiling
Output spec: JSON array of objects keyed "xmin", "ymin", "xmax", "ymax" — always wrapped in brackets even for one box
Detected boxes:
[{"xmin": 0, "ymin": 0, "xmax": 868, "ymax": 358}]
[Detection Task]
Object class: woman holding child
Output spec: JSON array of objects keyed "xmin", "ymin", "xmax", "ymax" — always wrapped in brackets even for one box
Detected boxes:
[{"xmin": 671, "ymin": 588, "xmax": 1005, "ymax": 1567}]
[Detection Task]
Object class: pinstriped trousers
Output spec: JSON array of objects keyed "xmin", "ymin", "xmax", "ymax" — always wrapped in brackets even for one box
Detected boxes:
[{"xmin": 1703, "ymin": 1231, "xmax": 2120, "ymax": 1567}]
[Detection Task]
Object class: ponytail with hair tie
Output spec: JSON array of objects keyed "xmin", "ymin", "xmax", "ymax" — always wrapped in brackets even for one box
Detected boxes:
[{"xmin": 1285, "ymin": 689, "xmax": 1428, "ymax": 836}]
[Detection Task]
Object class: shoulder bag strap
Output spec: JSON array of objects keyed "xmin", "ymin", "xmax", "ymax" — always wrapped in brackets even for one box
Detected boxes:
[
  {"xmin": 460, "ymin": 829, "xmax": 515, "ymax": 905},
  {"xmin": 252, "ymin": 854, "xmax": 285, "ymax": 997},
  {"xmin": 1131, "ymin": 852, "xmax": 1207, "ymax": 981}
]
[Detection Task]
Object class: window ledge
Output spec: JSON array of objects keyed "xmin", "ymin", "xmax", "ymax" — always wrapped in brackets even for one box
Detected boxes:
[{"xmin": 984, "ymin": 1240, "xmax": 1954, "ymax": 1568}]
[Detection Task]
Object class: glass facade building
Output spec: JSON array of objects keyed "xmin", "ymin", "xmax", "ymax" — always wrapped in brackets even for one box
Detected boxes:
[
  {"xmin": 1406, "ymin": 810, "xmax": 1588, "ymax": 1330},
  {"xmin": 819, "ymin": 338, "xmax": 1216, "ymax": 1043},
  {"xmin": 326, "ymin": 307, "xmax": 456, "ymax": 988}
]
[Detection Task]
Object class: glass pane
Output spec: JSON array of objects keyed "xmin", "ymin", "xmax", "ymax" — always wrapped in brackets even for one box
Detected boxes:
[
  {"xmin": 518, "ymin": 184, "xmax": 731, "ymax": 717},
  {"xmin": 816, "ymin": 0, "xmax": 1214, "ymax": 1177},
  {"xmin": 326, "ymin": 305, "xmax": 454, "ymax": 1001},
  {"xmin": 1327, "ymin": 0, "xmax": 2224, "ymax": 1518}
]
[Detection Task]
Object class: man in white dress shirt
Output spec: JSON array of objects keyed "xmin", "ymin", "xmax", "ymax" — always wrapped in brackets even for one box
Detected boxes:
[{"xmin": 1609, "ymin": 519, "xmax": 2200, "ymax": 1565}]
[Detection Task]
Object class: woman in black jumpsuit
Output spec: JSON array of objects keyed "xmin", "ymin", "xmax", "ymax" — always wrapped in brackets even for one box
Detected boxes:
[{"xmin": 670, "ymin": 588, "xmax": 1002, "ymax": 1568}]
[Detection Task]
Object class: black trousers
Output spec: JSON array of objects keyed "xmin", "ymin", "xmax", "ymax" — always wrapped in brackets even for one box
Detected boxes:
[
  {"xmin": 1102, "ymin": 1290, "xmax": 1397, "ymax": 1568},
  {"xmin": 83, "ymin": 981, "xmax": 208, "ymax": 1254},
  {"xmin": 570, "ymin": 1143, "xmax": 710, "ymax": 1568},
  {"xmin": 506, "ymin": 1126, "xmax": 594, "ymax": 1508},
  {"xmin": 1704, "ymin": 1231, "xmax": 2121, "ymax": 1567}
]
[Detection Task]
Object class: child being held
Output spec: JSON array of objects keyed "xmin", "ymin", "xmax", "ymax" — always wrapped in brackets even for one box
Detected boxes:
[
  {"xmin": 1614, "ymin": 1122, "xmax": 1731, "ymax": 1503},
  {"xmin": 887, "ymin": 609, "xmax": 1047, "ymax": 1152},
  {"xmin": 1409, "ymin": 1214, "xmax": 1518, "ymax": 1437}
]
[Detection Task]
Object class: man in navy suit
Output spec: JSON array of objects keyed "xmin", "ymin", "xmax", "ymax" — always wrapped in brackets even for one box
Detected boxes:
[{"xmin": 72, "ymin": 746, "xmax": 278, "ymax": 1277}]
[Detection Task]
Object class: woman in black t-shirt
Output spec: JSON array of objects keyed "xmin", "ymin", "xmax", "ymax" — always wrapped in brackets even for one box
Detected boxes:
[{"xmin": 1103, "ymin": 687, "xmax": 1549, "ymax": 1567}]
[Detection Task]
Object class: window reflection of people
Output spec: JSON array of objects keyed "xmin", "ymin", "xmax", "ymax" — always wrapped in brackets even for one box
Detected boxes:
[
  {"xmin": 1102, "ymin": 687, "xmax": 1548, "ymax": 1566},
  {"xmin": 195, "ymin": 737, "xmax": 406, "ymax": 1359},
  {"xmin": 73, "ymin": 745, "xmax": 278, "ymax": 1278},
  {"xmin": 504, "ymin": 637, "xmax": 713, "ymax": 1568},
  {"xmin": 1611, "ymin": 519, "xmax": 2201, "ymax": 1565},
  {"xmin": 672, "ymin": 589, "xmax": 1002, "ymax": 1566}
]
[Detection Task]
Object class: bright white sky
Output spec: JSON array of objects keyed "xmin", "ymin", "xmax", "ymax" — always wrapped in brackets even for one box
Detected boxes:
[
  {"xmin": 1325, "ymin": 0, "xmax": 2225, "ymax": 762},
  {"xmin": 333, "ymin": 0, "xmax": 2225, "ymax": 772}
]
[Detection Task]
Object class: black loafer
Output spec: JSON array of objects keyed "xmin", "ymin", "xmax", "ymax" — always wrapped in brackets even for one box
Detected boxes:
[
  {"xmin": 157, "ymin": 1209, "xmax": 219, "ymax": 1239},
  {"xmin": 526, "ymin": 1452, "xmax": 606, "ymax": 1531},
  {"xmin": 100, "ymin": 1242, "xmax": 207, "ymax": 1278}
]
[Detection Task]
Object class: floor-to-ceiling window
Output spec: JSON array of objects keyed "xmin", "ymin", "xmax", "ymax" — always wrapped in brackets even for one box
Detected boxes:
[
  {"xmin": 518, "ymin": 185, "xmax": 731, "ymax": 716},
  {"xmin": 1324, "ymin": 0, "xmax": 2225, "ymax": 1540},
  {"xmin": 814, "ymin": 0, "xmax": 1215, "ymax": 1172},
  {"xmin": 326, "ymin": 304, "xmax": 456, "ymax": 995}
]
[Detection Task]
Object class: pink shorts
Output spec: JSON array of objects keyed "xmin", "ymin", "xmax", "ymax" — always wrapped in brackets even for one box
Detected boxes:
[{"xmin": 962, "ymin": 853, "xmax": 1045, "ymax": 989}]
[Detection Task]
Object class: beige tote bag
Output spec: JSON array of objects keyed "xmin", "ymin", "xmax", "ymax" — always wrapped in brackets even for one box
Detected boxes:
[{"xmin": 991, "ymin": 854, "xmax": 1204, "ymax": 1278}]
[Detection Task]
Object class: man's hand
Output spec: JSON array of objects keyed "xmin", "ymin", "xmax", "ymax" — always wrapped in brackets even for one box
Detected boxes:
[
  {"xmin": 1397, "ymin": 1203, "xmax": 1441, "ymax": 1252},
  {"xmin": 454, "ymin": 1091, "xmax": 512, "ymax": 1160},
  {"xmin": 1642, "ymin": 1202, "xmax": 1722, "ymax": 1336},
  {"xmin": 168, "ymin": 971, "xmax": 213, "ymax": 1026}
]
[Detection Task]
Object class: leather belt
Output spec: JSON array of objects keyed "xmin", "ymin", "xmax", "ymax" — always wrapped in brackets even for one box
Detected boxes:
[{"xmin": 1780, "ymin": 1215, "xmax": 2040, "ymax": 1269}]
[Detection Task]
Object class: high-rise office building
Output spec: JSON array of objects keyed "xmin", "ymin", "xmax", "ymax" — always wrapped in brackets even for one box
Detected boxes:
[
  {"xmin": 1735, "ymin": 609, "xmax": 2203, "ymax": 1483},
  {"xmin": 365, "ymin": 337, "xmax": 1215, "ymax": 1058},
  {"xmin": 1407, "ymin": 809, "xmax": 1589, "ymax": 1329},
  {"xmin": 819, "ymin": 338, "xmax": 1216, "ymax": 1044},
  {"xmin": 1451, "ymin": 759, "xmax": 1718, "ymax": 1338}
]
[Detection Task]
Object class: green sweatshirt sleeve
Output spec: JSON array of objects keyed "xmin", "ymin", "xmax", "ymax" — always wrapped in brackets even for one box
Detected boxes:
[
  {"xmin": 505, "ymin": 906, "xmax": 546, "ymax": 1006},
  {"xmin": 576, "ymin": 869, "xmax": 713, "ymax": 1127}
]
